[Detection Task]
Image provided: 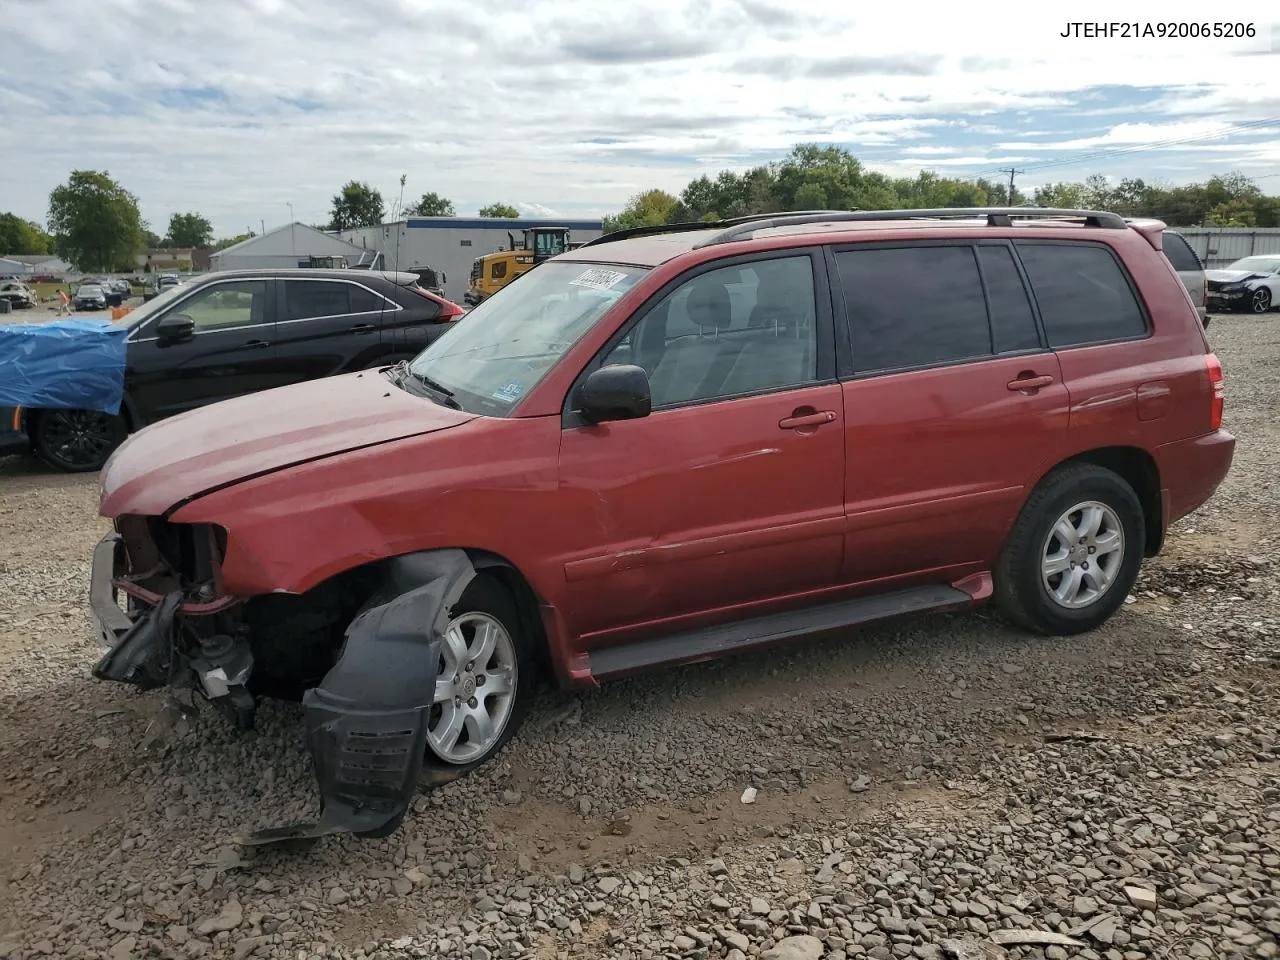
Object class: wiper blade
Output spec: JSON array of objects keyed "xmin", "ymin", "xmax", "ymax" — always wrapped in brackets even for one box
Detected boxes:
[{"xmin": 405, "ymin": 367, "xmax": 462, "ymax": 409}]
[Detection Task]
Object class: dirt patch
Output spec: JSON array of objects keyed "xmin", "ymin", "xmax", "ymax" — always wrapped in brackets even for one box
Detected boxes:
[{"xmin": 487, "ymin": 772, "xmax": 1005, "ymax": 875}]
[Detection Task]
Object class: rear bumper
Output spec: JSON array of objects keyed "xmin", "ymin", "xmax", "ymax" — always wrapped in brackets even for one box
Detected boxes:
[{"xmin": 1156, "ymin": 429, "xmax": 1235, "ymax": 529}]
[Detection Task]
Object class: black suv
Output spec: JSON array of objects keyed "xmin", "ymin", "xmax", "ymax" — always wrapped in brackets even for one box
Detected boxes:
[{"xmin": 6, "ymin": 268, "xmax": 464, "ymax": 472}]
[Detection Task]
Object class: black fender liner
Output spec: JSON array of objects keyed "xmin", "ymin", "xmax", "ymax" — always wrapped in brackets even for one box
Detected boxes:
[{"xmin": 237, "ymin": 549, "xmax": 478, "ymax": 846}]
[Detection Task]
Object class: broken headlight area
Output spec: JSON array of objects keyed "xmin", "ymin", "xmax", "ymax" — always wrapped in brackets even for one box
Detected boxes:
[{"xmin": 91, "ymin": 517, "xmax": 256, "ymax": 730}]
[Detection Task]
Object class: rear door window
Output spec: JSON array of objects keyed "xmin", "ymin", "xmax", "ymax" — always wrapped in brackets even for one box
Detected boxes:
[
  {"xmin": 349, "ymin": 284, "xmax": 383, "ymax": 313},
  {"xmin": 833, "ymin": 245, "xmax": 990, "ymax": 374},
  {"xmin": 978, "ymin": 246, "xmax": 1041, "ymax": 354},
  {"xmin": 1162, "ymin": 233, "xmax": 1202, "ymax": 273},
  {"xmin": 285, "ymin": 280, "xmax": 351, "ymax": 321},
  {"xmin": 1015, "ymin": 242, "xmax": 1148, "ymax": 348}
]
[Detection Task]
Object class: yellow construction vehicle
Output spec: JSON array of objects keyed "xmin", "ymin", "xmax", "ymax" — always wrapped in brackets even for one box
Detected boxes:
[{"xmin": 465, "ymin": 226, "xmax": 571, "ymax": 305}]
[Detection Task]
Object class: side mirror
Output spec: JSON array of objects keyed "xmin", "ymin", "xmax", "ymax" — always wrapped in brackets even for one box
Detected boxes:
[
  {"xmin": 156, "ymin": 313, "xmax": 195, "ymax": 341},
  {"xmin": 576, "ymin": 364, "xmax": 651, "ymax": 424}
]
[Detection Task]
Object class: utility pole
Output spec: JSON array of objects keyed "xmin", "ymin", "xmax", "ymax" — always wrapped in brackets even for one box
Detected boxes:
[{"xmin": 1001, "ymin": 168, "xmax": 1024, "ymax": 205}]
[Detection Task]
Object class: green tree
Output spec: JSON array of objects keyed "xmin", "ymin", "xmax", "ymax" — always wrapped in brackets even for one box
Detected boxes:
[
  {"xmin": 0, "ymin": 213, "xmax": 52, "ymax": 254},
  {"xmin": 1033, "ymin": 182, "xmax": 1086, "ymax": 208},
  {"xmin": 601, "ymin": 143, "xmax": 1280, "ymax": 230},
  {"xmin": 47, "ymin": 170, "xmax": 146, "ymax": 272},
  {"xmin": 602, "ymin": 189, "xmax": 679, "ymax": 232},
  {"xmin": 406, "ymin": 192, "xmax": 455, "ymax": 217},
  {"xmin": 478, "ymin": 202, "xmax": 519, "ymax": 218},
  {"xmin": 165, "ymin": 212, "xmax": 213, "ymax": 248},
  {"xmin": 212, "ymin": 231, "xmax": 255, "ymax": 251},
  {"xmin": 329, "ymin": 180, "xmax": 386, "ymax": 230},
  {"xmin": 143, "ymin": 229, "xmax": 163, "ymax": 248}
]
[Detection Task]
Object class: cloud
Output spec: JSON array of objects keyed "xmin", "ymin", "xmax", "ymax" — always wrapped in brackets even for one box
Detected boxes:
[{"xmin": 1, "ymin": 0, "xmax": 1277, "ymax": 234}]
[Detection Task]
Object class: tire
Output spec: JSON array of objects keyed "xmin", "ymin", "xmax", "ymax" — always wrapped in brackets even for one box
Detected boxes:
[
  {"xmin": 1250, "ymin": 288, "xmax": 1272, "ymax": 314},
  {"xmin": 32, "ymin": 409, "xmax": 129, "ymax": 473},
  {"xmin": 993, "ymin": 464, "xmax": 1145, "ymax": 635},
  {"xmin": 421, "ymin": 574, "xmax": 536, "ymax": 776}
]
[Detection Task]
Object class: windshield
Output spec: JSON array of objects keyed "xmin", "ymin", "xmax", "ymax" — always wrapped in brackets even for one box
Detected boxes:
[
  {"xmin": 111, "ymin": 281, "xmax": 189, "ymax": 328},
  {"xmin": 78, "ymin": 285, "xmax": 103, "ymax": 294},
  {"xmin": 407, "ymin": 261, "xmax": 647, "ymax": 415},
  {"xmin": 1228, "ymin": 257, "xmax": 1280, "ymax": 274}
]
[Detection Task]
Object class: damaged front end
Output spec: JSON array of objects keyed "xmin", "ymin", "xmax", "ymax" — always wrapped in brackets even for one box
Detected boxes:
[
  {"xmin": 90, "ymin": 523, "xmax": 480, "ymax": 844},
  {"xmin": 91, "ymin": 518, "xmax": 255, "ymax": 728}
]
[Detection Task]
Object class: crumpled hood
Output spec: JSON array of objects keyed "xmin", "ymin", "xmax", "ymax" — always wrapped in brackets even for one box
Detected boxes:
[
  {"xmin": 1205, "ymin": 270, "xmax": 1262, "ymax": 284},
  {"xmin": 100, "ymin": 370, "xmax": 477, "ymax": 517}
]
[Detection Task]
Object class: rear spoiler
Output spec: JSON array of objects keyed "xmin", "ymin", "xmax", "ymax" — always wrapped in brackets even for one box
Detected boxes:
[{"xmin": 1124, "ymin": 218, "xmax": 1166, "ymax": 252}]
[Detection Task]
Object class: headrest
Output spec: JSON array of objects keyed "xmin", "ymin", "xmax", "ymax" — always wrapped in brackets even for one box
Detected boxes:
[{"xmin": 685, "ymin": 283, "xmax": 733, "ymax": 331}]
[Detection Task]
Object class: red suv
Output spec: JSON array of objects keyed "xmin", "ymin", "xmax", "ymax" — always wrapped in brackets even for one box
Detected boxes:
[{"xmin": 90, "ymin": 208, "xmax": 1233, "ymax": 842}]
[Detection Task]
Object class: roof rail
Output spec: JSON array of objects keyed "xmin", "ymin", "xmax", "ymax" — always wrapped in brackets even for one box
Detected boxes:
[
  {"xmin": 692, "ymin": 207, "xmax": 1128, "ymax": 248},
  {"xmin": 576, "ymin": 210, "xmax": 851, "ymax": 249}
]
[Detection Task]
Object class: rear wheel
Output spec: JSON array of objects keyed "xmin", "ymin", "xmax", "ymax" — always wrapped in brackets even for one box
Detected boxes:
[
  {"xmin": 32, "ymin": 409, "xmax": 128, "ymax": 473},
  {"xmin": 994, "ymin": 464, "xmax": 1144, "ymax": 635},
  {"xmin": 422, "ymin": 575, "xmax": 535, "ymax": 774}
]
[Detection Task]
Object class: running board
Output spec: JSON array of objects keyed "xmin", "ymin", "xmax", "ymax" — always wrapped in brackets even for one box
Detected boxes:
[{"xmin": 587, "ymin": 584, "xmax": 973, "ymax": 679}]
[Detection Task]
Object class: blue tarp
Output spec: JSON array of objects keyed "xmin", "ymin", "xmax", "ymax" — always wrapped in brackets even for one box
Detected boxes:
[{"xmin": 0, "ymin": 319, "xmax": 128, "ymax": 415}]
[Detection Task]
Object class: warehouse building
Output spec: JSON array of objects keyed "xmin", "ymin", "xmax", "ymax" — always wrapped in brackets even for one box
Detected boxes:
[
  {"xmin": 334, "ymin": 217, "xmax": 605, "ymax": 304},
  {"xmin": 210, "ymin": 223, "xmax": 376, "ymax": 272},
  {"xmin": 1173, "ymin": 227, "xmax": 1280, "ymax": 269}
]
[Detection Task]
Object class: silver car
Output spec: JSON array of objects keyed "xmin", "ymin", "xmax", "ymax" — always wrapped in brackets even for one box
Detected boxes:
[
  {"xmin": 1162, "ymin": 231, "xmax": 1208, "ymax": 328},
  {"xmin": 73, "ymin": 283, "xmax": 108, "ymax": 310}
]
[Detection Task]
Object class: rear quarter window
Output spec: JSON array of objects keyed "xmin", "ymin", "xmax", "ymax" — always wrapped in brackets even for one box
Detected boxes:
[
  {"xmin": 1015, "ymin": 241, "xmax": 1148, "ymax": 348},
  {"xmin": 1162, "ymin": 233, "xmax": 1202, "ymax": 273}
]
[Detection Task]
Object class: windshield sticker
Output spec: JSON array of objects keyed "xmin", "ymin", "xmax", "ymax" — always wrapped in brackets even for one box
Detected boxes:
[
  {"xmin": 569, "ymin": 267, "xmax": 629, "ymax": 292},
  {"xmin": 492, "ymin": 381, "xmax": 525, "ymax": 403}
]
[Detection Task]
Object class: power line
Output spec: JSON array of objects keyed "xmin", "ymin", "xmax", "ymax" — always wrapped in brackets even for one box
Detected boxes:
[
  {"xmin": 995, "ymin": 116, "xmax": 1280, "ymax": 179},
  {"xmin": 1000, "ymin": 167, "xmax": 1024, "ymax": 199}
]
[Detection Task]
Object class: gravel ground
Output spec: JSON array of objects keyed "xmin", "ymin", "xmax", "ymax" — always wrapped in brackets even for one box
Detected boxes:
[{"xmin": 1, "ymin": 314, "xmax": 1277, "ymax": 960}]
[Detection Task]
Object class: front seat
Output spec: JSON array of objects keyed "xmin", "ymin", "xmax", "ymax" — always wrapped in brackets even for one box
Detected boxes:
[{"xmin": 647, "ymin": 283, "xmax": 734, "ymax": 406}]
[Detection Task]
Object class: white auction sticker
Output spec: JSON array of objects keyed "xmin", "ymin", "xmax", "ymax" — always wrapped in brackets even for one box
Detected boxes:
[{"xmin": 569, "ymin": 267, "xmax": 628, "ymax": 291}]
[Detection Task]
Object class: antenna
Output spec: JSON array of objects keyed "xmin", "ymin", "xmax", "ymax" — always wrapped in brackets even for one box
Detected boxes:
[{"xmin": 394, "ymin": 174, "xmax": 406, "ymax": 272}]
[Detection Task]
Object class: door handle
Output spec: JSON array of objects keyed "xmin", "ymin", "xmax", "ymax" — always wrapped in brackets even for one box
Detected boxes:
[
  {"xmin": 351, "ymin": 323, "xmax": 375, "ymax": 333},
  {"xmin": 245, "ymin": 339, "xmax": 271, "ymax": 349},
  {"xmin": 779, "ymin": 410, "xmax": 837, "ymax": 430},
  {"xmin": 1007, "ymin": 373, "xmax": 1054, "ymax": 392}
]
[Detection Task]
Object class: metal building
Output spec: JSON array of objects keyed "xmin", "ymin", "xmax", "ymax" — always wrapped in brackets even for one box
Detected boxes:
[
  {"xmin": 1171, "ymin": 228, "xmax": 1280, "ymax": 269},
  {"xmin": 334, "ymin": 217, "xmax": 605, "ymax": 304},
  {"xmin": 210, "ymin": 223, "xmax": 377, "ymax": 272}
]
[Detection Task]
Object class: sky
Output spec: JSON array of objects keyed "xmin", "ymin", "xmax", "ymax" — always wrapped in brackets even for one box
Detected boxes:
[{"xmin": 1, "ymin": 0, "xmax": 1278, "ymax": 239}]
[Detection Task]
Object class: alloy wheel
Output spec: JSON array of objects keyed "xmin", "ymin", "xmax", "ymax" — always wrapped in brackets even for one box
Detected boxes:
[
  {"xmin": 1041, "ymin": 500, "xmax": 1126, "ymax": 610},
  {"xmin": 39, "ymin": 410, "xmax": 119, "ymax": 470},
  {"xmin": 426, "ymin": 611, "xmax": 518, "ymax": 764},
  {"xmin": 1251, "ymin": 288, "xmax": 1272, "ymax": 314}
]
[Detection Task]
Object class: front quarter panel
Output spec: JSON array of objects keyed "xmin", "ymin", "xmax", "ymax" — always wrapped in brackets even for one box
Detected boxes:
[{"xmin": 170, "ymin": 415, "xmax": 565, "ymax": 599}]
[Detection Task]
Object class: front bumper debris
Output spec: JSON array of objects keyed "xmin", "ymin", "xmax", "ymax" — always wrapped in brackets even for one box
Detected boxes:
[
  {"xmin": 237, "ymin": 549, "xmax": 479, "ymax": 846},
  {"xmin": 90, "ymin": 528, "xmax": 483, "ymax": 846}
]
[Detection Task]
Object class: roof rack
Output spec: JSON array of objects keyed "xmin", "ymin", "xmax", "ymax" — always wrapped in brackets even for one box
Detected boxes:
[
  {"xmin": 692, "ymin": 207, "xmax": 1127, "ymax": 247},
  {"xmin": 576, "ymin": 210, "xmax": 851, "ymax": 249}
]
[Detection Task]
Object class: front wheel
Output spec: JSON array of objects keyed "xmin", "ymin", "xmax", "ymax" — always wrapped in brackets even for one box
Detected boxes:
[
  {"xmin": 422, "ymin": 575, "xmax": 535, "ymax": 773},
  {"xmin": 32, "ymin": 409, "xmax": 128, "ymax": 472},
  {"xmin": 994, "ymin": 464, "xmax": 1145, "ymax": 635},
  {"xmin": 1250, "ymin": 288, "xmax": 1272, "ymax": 314}
]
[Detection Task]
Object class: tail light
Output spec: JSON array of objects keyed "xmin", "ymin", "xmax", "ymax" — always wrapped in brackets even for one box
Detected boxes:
[
  {"xmin": 1205, "ymin": 353, "xmax": 1224, "ymax": 430},
  {"xmin": 411, "ymin": 286, "xmax": 464, "ymax": 320}
]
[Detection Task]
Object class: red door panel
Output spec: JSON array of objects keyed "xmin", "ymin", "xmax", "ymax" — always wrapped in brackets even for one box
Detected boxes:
[
  {"xmin": 555, "ymin": 382, "xmax": 846, "ymax": 645},
  {"xmin": 840, "ymin": 353, "xmax": 1070, "ymax": 583}
]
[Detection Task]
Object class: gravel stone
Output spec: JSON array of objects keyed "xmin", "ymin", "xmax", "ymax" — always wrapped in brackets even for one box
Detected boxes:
[{"xmin": 0, "ymin": 315, "xmax": 1277, "ymax": 960}]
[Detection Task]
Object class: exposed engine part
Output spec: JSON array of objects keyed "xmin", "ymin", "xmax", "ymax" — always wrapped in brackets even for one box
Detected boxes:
[{"xmin": 190, "ymin": 631, "xmax": 257, "ymax": 730}]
